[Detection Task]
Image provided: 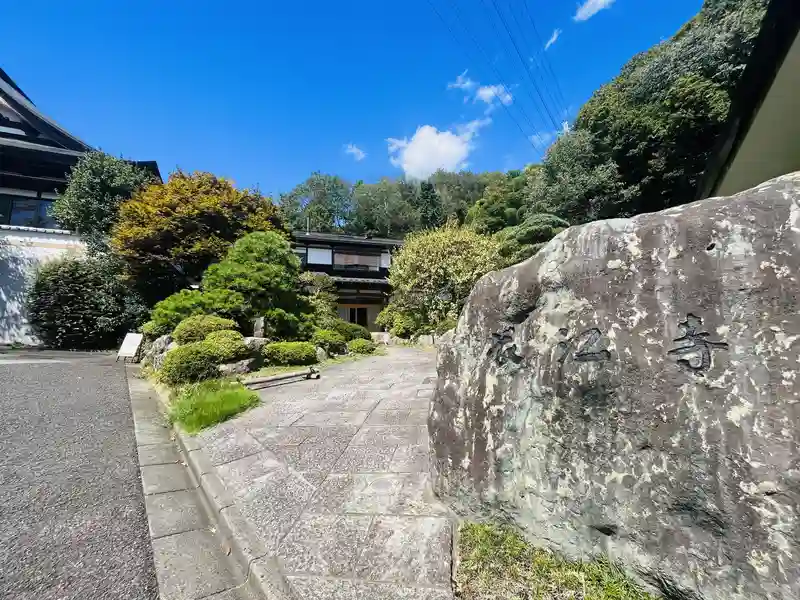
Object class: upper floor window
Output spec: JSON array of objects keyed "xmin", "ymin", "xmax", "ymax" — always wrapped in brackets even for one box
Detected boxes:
[
  {"xmin": 333, "ymin": 252, "xmax": 380, "ymax": 271},
  {"xmin": 0, "ymin": 194, "xmax": 59, "ymax": 228}
]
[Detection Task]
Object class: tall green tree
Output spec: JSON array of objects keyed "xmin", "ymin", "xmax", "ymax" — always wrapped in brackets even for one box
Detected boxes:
[
  {"xmin": 280, "ymin": 172, "xmax": 353, "ymax": 232},
  {"xmin": 428, "ymin": 170, "xmax": 497, "ymax": 224},
  {"xmin": 349, "ymin": 178, "xmax": 420, "ymax": 238},
  {"xmin": 414, "ymin": 182, "xmax": 444, "ymax": 229},
  {"xmin": 466, "ymin": 168, "xmax": 534, "ymax": 235},
  {"xmin": 52, "ymin": 152, "xmax": 154, "ymax": 253}
]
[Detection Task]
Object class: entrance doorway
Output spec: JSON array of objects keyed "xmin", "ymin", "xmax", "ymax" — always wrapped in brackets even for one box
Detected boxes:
[{"xmin": 348, "ymin": 307, "xmax": 368, "ymax": 328}]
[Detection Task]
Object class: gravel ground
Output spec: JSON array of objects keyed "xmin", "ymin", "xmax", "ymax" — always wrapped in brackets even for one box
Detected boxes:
[{"xmin": 0, "ymin": 352, "xmax": 158, "ymax": 600}]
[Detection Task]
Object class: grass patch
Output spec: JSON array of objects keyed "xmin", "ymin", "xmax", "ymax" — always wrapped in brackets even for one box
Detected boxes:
[
  {"xmin": 456, "ymin": 522, "xmax": 655, "ymax": 600},
  {"xmin": 248, "ymin": 346, "xmax": 386, "ymax": 379},
  {"xmin": 169, "ymin": 379, "xmax": 259, "ymax": 433}
]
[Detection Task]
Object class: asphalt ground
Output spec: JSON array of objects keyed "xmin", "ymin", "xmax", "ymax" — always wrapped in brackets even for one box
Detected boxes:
[{"xmin": 0, "ymin": 351, "xmax": 158, "ymax": 600}]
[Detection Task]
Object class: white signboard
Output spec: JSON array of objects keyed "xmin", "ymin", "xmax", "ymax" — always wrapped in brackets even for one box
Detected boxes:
[{"xmin": 117, "ymin": 333, "xmax": 144, "ymax": 362}]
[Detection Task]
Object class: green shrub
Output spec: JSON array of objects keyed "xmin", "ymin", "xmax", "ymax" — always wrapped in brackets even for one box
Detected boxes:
[
  {"xmin": 435, "ymin": 317, "xmax": 458, "ymax": 335},
  {"xmin": 331, "ymin": 318, "xmax": 371, "ymax": 341},
  {"xmin": 262, "ymin": 341, "xmax": 318, "ymax": 366},
  {"xmin": 312, "ymin": 329, "xmax": 347, "ymax": 355},
  {"xmin": 149, "ymin": 289, "xmax": 246, "ymax": 337},
  {"xmin": 205, "ymin": 330, "xmax": 249, "ymax": 363},
  {"xmin": 169, "ymin": 379, "xmax": 259, "ymax": 433},
  {"xmin": 25, "ymin": 255, "xmax": 147, "ymax": 350},
  {"xmin": 347, "ymin": 338, "xmax": 377, "ymax": 355},
  {"xmin": 260, "ymin": 308, "xmax": 315, "ymax": 341},
  {"xmin": 173, "ymin": 315, "xmax": 238, "ymax": 345},
  {"xmin": 390, "ymin": 313, "xmax": 417, "ymax": 339},
  {"xmin": 160, "ymin": 342, "xmax": 220, "ymax": 386}
]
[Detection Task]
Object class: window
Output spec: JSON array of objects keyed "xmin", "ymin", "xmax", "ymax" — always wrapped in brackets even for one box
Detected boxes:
[
  {"xmin": 38, "ymin": 200, "xmax": 58, "ymax": 229},
  {"xmin": 293, "ymin": 246, "xmax": 307, "ymax": 266},
  {"xmin": 349, "ymin": 307, "xmax": 368, "ymax": 328},
  {"xmin": 333, "ymin": 252, "xmax": 380, "ymax": 271},
  {"xmin": 9, "ymin": 197, "xmax": 38, "ymax": 226}
]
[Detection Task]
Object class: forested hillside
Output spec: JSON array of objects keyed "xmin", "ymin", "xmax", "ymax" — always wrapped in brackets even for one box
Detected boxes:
[{"xmin": 280, "ymin": 0, "xmax": 767, "ymax": 262}]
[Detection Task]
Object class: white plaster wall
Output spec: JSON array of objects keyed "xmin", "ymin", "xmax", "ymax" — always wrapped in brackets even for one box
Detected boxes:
[
  {"xmin": 0, "ymin": 225, "xmax": 85, "ymax": 345},
  {"xmin": 307, "ymin": 247, "xmax": 332, "ymax": 265}
]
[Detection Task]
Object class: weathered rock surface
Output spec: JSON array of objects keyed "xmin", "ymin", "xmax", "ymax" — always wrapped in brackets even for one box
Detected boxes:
[
  {"xmin": 315, "ymin": 346, "xmax": 329, "ymax": 362},
  {"xmin": 218, "ymin": 358, "xmax": 257, "ymax": 376},
  {"xmin": 243, "ymin": 336, "xmax": 268, "ymax": 354},
  {"xmin": 429, "ymin": 173, "xmax": 800, "ymax": 600},
  {"xmin": 141, "ymin": 334, "xmax": 171, "ymax": 370}
]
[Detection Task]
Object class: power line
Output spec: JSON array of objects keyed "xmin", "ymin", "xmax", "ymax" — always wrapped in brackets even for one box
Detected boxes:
[
  {"xmin": 521, "ymin": 0, "xmax": 570, "ymax": 116},
  {"xmin": 506, "ymin": 0, "xmax": 568, "ymax": 120},
  {"xmin": 426, "ymin": 0, "xmax": 548, "ymax": 155},
  {"xmin": 484, "ymin": 0, "xmax": 560, "ymax": 131}
]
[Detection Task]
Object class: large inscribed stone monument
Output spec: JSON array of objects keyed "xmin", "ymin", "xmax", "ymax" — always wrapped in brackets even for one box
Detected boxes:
[{"xmin": 429, "ymin": 173, "xmax": 800, "ymax": 599}]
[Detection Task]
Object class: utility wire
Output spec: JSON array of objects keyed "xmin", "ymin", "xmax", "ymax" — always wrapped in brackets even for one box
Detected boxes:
[
  {"xmin": 506, "ymin": 0, "xmax": 568, "ymax": 121},
  {"xmin": 521, "ymin": 0, "xmax": 570, "ymax": 116},
  {"xmin": 484, "ymin": 0, "xmax": 560, "ymax": 131},
  {"xmin": 426, "ymin": 0, "xmax": 548, "ymax": 155}
]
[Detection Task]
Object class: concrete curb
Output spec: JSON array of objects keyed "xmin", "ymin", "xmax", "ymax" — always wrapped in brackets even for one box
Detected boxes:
[{"xmin": 148, "ymin": 379, "xmax": 298, "ymax": 600}]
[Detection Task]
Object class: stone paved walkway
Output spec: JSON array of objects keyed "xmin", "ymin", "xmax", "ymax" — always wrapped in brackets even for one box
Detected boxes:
[{"xmin": 194, "ymin": 346, "xmax": 453, "ymax": 600}]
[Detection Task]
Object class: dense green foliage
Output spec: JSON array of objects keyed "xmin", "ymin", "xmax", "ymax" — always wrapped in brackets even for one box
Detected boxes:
[
  {"xmin": 300, "ymin": 272, "xmax": 339, "ymax": 327},
  {"xmin": 382, "ymin": 225, "xmax": 503, "ymax": 336},
  {"xmin": 330, "ymin": 318, "xmax": 371, "ymax": 341},
  {"xmin": 202, "ymin": 231, "xmax": 302, "ymax": 315},
  {"xmin": 456, "ymin": 522, "xmax": 655, "ymax": 600},
  {"xmin": 347, "ymin": 338, "xmax": 377, "ymax": 355},
  {"xmin": 280, "ymin": 172, "xmax": 353, "ymax": 232},
  {"xmin": 160, "ymin": 342, "xmax": 220, "ymax": 385},
  {"xmin": 52, "ymin": 152, "xmax": 154, "ymax": 254},
  {"xmin": 170, "ymin": 380, "xmax": 259, "ymax": 433},
  {"xmin": 147, "ymin": 289, "xmax": 246, "ymax": 337},
  {"xmin": 26, "ymin": 255, "xmax": 147, "ymax": 349},
  {"xmin": 111, "ymin": 171, "xmax": 284, "ymax": 301},
  {"xmin": 262, "ymin": 341, "xmax": 318, "ymax": 366},
  {"xmin": 172, "ymin": 315, "xmax": 238, "ymax": 345},
  {"xmin": 204, "ymin": 330, "xmax": 249, "ymax": 363},
  {"xmin": 311, "ymin": 329, "xmax": 347, "ymax": 355}
]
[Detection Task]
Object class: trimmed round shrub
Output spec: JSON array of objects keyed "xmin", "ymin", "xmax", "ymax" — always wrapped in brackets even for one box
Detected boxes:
[
  {"xmin": 26, "ymin": 255, "xmax": 147, "ymax": 350},
  {"xmin": 331, "ymin": 318, "xmax": 371, "ymax": 341},
  {"xmin": 347, "ymin": 338, "xmax": 377, "ymax": 355},
  {"xmin": 148, "ymin": 289, "xmax": 246, "ymax": 337},
  {"xmin": 173, "ymin": 315, "xmax": 237, "ymax": 345},
  {"xmin": 160, "ymin": 342, "xmax": 219, "ymax": 386},
  {"xmin": 311, "ymin": 329, "xmax": 346, "ymax": 355},
  {"xmin": 205, "ymin": 330, "xmax": 249, "ymax": 363},
  {"xmin": 262, "ymin": 341, "xmax": 318, "ymax": 366}
]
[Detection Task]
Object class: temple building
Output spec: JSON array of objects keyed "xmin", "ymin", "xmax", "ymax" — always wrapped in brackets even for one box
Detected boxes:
[{"xmin": 290, "ymin": 230, "xmax": 402, "ymax": 331}]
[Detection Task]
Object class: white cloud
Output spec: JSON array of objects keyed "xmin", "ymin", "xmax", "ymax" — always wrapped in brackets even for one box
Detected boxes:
[
  {"xmin": 447, "ymin": 69, "xmax": 476, "ymax": 91},
  {"xmin": 545, "ymin": 28, "xmax": 561, "ymax": 50},
  {"xmin": 574, "ymin": 0, "xmax": 615, "ymax": 21},
  {"xmin": 387, "ymin": 118, "xmax": 491, "ymax": 180},
  {"xmin": 344, "ymin": 143, "xmax": 366, "ymax": 161},
  {"xmin": 475, "ymin": 84, "xmax": 513, "ymax": 107}
]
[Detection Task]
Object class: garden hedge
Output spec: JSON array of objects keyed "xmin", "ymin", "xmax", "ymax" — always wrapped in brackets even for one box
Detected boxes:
[
  {"xmin": 160, "ymin": 342, "xmax": 220, "ymax": 386},
  {"xmin": 262, "ymin": 341, "xmax": 317, "ymax": 366},
  {"xmin": 173, "ymin": 315, "xmax": 238, "ymax": 345},
  {"xmin": 347, "ymin": 338, "xmax": 377, "ymax": 355},
  {"xmin": 204, "ymin": 330, "xmax": 249, "ymax": 363},
  {"xmin": 331, "ymin": 318, "xmax": 371, "ymax": 341},
  {"xmin": 311, "ymin": 329, "xmax": 346, "ymax": 355}
]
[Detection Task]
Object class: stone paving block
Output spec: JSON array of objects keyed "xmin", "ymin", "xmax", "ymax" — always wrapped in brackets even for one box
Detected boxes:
[
  {"xmin": 137, "ymin": 442, "xmax": 180, "ymax": 466},
  {"xmin": 375, "ymin": 397, "xmax": 431, "ymax": 411},
  {"xmin": 203, "ymin": 587, "xmax": 256, "ymax": 600},
  {"xmin": 354, "ymin": 516, "xmax": 452, "ymax": 587},
  {"xmin": 331, "ymin": 445, "xmax": 396, "ymax": 473},
  {"xmin": 293, "ymin": 411, "xmax": 369, "ymax": 427},
  {"xmin": 134, "ymin": 421, "xmax": 173, "ymax": 445},
  {"xmin": 303, "ymin": 426, "xmax": 359, "ymax": 446},
  {"xmin": 141, "ymin": 463, "xmax": 195, "ymax": 495},
  {"xmin": 350, "ymin": 425, "xmax": 427, "ymax": 447},
  {"xmin": 246, "ymin": 425, "xmax": 314, "ymax": 447},
  {"xmin": 151, "ymin": 528, "xmax": 243, "ymax": 599},
  {"xmin": 199, "ymin": 426, "xmax": 263, "ymax": 466},
  {"xmin": 278, "ymin": 513, "xmax": 372, "ymax": 576},
  {"xmin": 366, "ymin": 410, "xmax": 428, "ymax": 426},
  {"xmin": 215, "ymin": 451, "xmax": 284, "ymax": 494},
  {"xmin": 201, "ymin": 472, "xmax": 235, "ymax": 510},
  {"xmin": 237, "ymin": 469, "xmax": 317, "ymax": 552},
  {"xmin": 307, "ymin": 473, "xmax": 447, "ymax": 516},
  {"xmin": 277, "ymin": 439, "xmax": 349, "ymax": 472},
  {"xmin": 353, "ymin": 582, "xmax": 454, "ymax": 600},
  {"xmin": 220, "ymin": 505, "xmax": 269, "ymax": 564},
  {"xmin": 287, "ymin": 576, "xmax": 355, "ymax": 600},
  {"xmin": 389, "ymin": 444, "xmax": 430, "ymax": 473},
  {"xmin": 145, "ymin": 489, "xmax": 207, "ymax": 538}
]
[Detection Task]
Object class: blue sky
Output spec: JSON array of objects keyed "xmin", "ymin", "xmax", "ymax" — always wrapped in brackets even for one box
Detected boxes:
[{"xmin": 1, "ymin": 0, "xmax": 702, "ymax": 195}]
